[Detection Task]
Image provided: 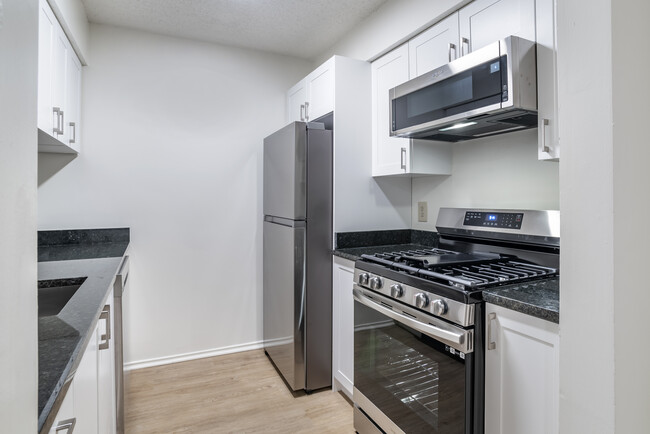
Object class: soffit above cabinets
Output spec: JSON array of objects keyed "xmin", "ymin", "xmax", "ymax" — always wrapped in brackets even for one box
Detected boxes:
[{"xmin": 80, "ymin": 0, "xmax": 389, "ymax": 60}]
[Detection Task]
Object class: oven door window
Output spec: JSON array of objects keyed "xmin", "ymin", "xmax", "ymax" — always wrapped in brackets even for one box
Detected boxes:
[{"xmin": 354, "ymin": 300, "xmax": 468, "ymax": 434}]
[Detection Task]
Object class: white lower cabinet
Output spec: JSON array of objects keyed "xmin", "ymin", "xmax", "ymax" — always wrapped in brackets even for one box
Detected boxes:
[
  {"xmin": 485, "ymin": 303, "xmax": 559, "ymax": 434},
  {"xmin": 332, "ymin": 256, "xmax": 355, "ymax": 399},
  {"xmin": 48, "ymin": 382, "xmax": 75, "ymax": 434},
  {"xmin": 50, "ymin": 290, "xmax": 116, "ymax": 434}
]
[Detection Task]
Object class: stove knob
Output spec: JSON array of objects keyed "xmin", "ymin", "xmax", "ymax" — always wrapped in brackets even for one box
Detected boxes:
[
  {"xmin": 390, "ymin": 284, "xmax": 404, "ymax": 298},
  {"xmin": 369, "ymin": 276, "xmax": 383, "ymax": 290},
  {"xmin": 358, "ymin": 273, "xmax": 369, "ymax": 286},
  {"xmin": 414, "ymin": 293, "xmax": 430, "ymax": 309},
  {"xmin": 432, "ymin": 299, "xmax": 448, "ymax": 316}
]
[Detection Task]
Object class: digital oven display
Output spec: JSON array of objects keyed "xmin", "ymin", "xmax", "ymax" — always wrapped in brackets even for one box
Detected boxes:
[{"xmin": 464, "ymin": 211, "xmax": 523, "ymax": 229}]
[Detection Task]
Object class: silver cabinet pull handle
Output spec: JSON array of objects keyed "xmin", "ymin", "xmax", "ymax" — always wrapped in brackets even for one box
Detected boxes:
[
  {"xmin": 541, "ymin": 118, "xmax": 551, "ymax": 153},
  {"xmin": 53, "ymin": 107, "xmax": 62, "ymax": 134},
  {"xmin": 400, "ymin": 147, "xmax": 407, "ymax": 170},
  {"xmin": 59, "ymin": 110, "xmax": 65, "ymax": 135},
  {"xmin": 300, "ymin": 104, "xmax": 305, "ymax": 121},
  {"xmin": 487, "ymin": 312, "xmax": 497, "ymax": 350},
  {"xmin": 461, "ymin": 37, "xmax": 470, "ymax": 56},
  {"xmin": 304, "ymin": 101, "xmax": 310, "ymax": 121},
  {"xmin": 55, "ymin": 418, "xmax": 76, "ymax": 433},
  {"xmin": 99, "ymin": 304, "xmax": 111, "ymax": 350},
  {"xmin": 69, "ymin": 122, "xmax": 76, "ymax": 144},
  {"xmin": 448, "ymin": 42, "xmax": 457, "ymax": 62}
]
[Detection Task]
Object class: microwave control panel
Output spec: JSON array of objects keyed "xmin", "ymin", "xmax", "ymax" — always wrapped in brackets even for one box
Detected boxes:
[{"xmin": 464, "ymin": 211, "xmax": 523, "ymax": 229}]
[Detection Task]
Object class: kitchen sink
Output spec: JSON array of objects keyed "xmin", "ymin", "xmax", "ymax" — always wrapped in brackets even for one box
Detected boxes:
[{"xmin": 38, "ymin": 277, "xmax": 87, "ymax": 317}]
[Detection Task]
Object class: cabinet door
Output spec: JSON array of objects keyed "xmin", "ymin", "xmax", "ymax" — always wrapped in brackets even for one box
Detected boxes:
[
  {"xmin": 52, "ymin": 26, "xmax": 68, "ymax": 141},
  {"xmin": 409, "ymin": 12, "xmax": 460, "ymax": 79},
  {"xmin": 485, "ymin": 304, "xmax": 559, "ymax": 434},
  {"xmin": 371, "ymin": 44, "xmax": 411, "ymax": 176},
  {"xmin": 97, "ymin": 294, "xmax": 116, "ymax": 434},
  {"xmin": 74, "ymin": 323, "xmax": 99, "ymax": 434},
  {"xmin": 536, "ymin": 0, "xmax": 559, "ymax": 160},
  {"xmin": 65, "ymin": 51, "xmax": 82, "ymax": 152},
  {"xmin": 305, "ymin": 60, "xmax": 334, "ymax": 121},
  {"xmin": 38, "ymin": 0, "xmax": 56, "ymax": 135},
  {"xmin": 48, "ymin": 383, "xmax": 75, "ymax": 434},
  {"xmin": 286, "ymin": 80, "xmax": 307, "ymax": 123},
  {"xmin": 459, "ymin": 0, "xmax": 536, "ymax": 55},
  {"xmin": 332, "ymin": 257, "xmax": 354, "ymax": 399}
]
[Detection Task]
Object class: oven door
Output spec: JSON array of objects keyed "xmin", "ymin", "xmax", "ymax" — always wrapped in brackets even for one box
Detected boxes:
[{"xmin": 353, "ymin": 286, "xmax": 475, "ymax": 434}]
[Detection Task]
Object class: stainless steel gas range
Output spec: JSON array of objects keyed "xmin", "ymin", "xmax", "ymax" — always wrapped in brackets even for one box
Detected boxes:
[{"xmin": 352, "ymin": 207, "xmax": 560, "ymax": 434}]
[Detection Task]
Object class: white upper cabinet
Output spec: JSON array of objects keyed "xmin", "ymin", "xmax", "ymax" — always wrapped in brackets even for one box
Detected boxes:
[
  {"xmin": 38, "ymin": 0, "xmax": 82, "ymax": 154},
  {"xmin": 371, "ymin": 44, "xmax": 452, "ymax": 177},
  {"xmin": 459, "ymin": 0, "xmax": 536, "ymax": 55},
  {"xmin": 286, "ymin": 59, "xmax": 334, "ymax": 123},
  {"xmin": 536, "ymin": 0, "xmax": 559, "ymax": 160},
  {"xmin": 408, "ymin": 12, "xmax": 460, "ymax": 79},
  {"xmin": 372, "ymin": 44, "xmax": 410, "ymax": 176}
]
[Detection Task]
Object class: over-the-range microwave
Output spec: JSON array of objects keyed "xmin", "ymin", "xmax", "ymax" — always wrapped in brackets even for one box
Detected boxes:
[{"xmin": 389, "ymin": 36, "xmax": 538, "ymax": 142}]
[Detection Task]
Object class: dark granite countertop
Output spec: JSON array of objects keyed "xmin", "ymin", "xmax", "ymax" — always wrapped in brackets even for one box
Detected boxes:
[
  {"xmin": 37, "ymin": 229, "xmax": 129, "ymax": 433},
  {"xmin": 482, "ymin": 278, "xmax": 559, "ymax": 323}
]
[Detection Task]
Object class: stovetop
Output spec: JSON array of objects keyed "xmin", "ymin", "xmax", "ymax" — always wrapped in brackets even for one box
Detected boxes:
[{"xmin": 355, "ymin": 247, "xmax": 558, "ymax": 306}]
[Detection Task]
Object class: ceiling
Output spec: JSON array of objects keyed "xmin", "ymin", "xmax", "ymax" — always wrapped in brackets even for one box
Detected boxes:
[{"xmin": 80, "ymin": 0, "xmax": 389, "ymax": 60}]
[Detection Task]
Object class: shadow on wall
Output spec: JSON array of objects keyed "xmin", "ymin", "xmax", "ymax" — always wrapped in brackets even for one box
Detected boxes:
[{"xmin": 38, "ymin": 153, "xmax": 77, "ymax": 186}]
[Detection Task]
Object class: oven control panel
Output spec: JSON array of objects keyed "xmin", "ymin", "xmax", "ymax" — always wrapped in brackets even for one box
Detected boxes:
[{"xmin": 464, "ymin": 211, "xmax": 523, "ymax": 229}]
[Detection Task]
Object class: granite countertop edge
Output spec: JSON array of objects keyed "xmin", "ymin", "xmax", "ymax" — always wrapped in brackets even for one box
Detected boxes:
[{"xmin": 37, "ymin": 243, "xmax": 129, "ymax": 432}]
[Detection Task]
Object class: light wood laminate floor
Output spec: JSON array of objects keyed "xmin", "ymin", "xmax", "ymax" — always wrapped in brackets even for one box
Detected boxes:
[{"xmin": 125, "ymin": 350, "xmax": 354, "ymax": 433}]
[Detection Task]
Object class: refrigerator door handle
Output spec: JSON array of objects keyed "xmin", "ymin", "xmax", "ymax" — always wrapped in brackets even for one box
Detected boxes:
[{"xmin": 264, "ymin": 215, "xmax": 306, "ymax": 228}]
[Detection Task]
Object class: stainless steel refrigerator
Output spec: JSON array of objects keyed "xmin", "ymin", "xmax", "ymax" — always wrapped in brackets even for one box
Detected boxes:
[{"xmin": 263, "ymin": 121, "xmax": 332, "ymax": 393}]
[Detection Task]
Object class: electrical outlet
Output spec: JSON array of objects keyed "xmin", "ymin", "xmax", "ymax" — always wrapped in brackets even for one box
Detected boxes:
[{"xmin": 418, "ymin": 201, "xmax": 428, "ymax": 222}]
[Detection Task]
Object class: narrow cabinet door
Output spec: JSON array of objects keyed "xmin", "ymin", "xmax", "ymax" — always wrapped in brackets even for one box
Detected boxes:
[
  {"xmin": 305, "ymin": 60, "xmax": 334, "ymax": 121},
  {"xmin": 286, "ymin": 81, "xmax": 307, "ymax": 123},
  {"xmin": 74, "ymin": 323, "xmax": 99, "ymax": 434},
  {"xmin": 65, "ymin": 51, "xmax": 82, "ymax": 152},
  {"xmin": 459, "ymin": 0, "xmax": 536, "ymax": 55},
  {"xmin": 485, "ymin": 304, "xmax": 559, "ymax": 434},
  {"xmin": 536, "ymin": 0, "xmax": 560, "ymax": 160},
  {"xmin": 97, "ymin": 294, "xmax": 116, "ymax": 434},
  {"xmin": 52, "ymin": 26, "xmax": 68, "ymax": 141},
  {"xmin": 38, "ymin": 0, "xmax": 56, "ymax": 135},
  {"xmin": 371, "ymin": 44, "xmax": 410, "ymax": 176},
  {"xmin": 408, "ymin": 12, "xmax": 460, "ymax": 79},
  {"xmin": 332, "ymin": 257, "xmax": 354, "ymax": 399}
]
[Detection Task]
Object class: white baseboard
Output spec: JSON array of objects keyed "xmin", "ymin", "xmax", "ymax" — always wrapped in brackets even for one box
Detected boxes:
[{"xmin": 124, "ymin": 340, "xmax": 265, "ymax": 371}]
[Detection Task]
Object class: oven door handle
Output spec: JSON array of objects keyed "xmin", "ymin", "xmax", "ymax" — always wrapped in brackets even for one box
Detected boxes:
[{"xmin": 353, "ymin": 287, "xmax": 472, "ymax": 353}]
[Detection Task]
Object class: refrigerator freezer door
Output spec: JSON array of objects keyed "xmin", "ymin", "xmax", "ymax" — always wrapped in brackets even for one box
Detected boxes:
[
  {"xmin": 263, "ymin": 219, "xmax": 306, "ymax": 391},
  {"xmin": 263, "ymin": 122, "xmax": 307, "ymax": 220}
]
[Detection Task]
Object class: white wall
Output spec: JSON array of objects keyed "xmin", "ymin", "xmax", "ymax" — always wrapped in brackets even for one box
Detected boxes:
[
  {"xmin": 612, "ymin": 1, "xmax": 650, "ymax": 430},
  {"xmin": 38, "ymin": 24, "xmax": 313, "ymax": 366},
  {"xmin": 412, "ymin": 130, "xmax": 559, "ymax": 228},
  {"xmin": 0, "ymin": 0, "xmax": 39, "ymax": 430},
  {"xmin": 556, "ymin": 0, "xmax": 615, "ymax": 431},
  {"xmin": 315, "ymin": 0, "xmax": 470, "ymax": 64}
]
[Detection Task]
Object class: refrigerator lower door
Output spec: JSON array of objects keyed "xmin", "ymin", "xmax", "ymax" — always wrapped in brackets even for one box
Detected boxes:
[{"xmin": 263, "ymin": 217, "xmax": 306, "ymax": 391}]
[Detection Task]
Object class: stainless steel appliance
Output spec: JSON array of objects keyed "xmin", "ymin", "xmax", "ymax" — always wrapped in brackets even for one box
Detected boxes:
[
  {"xmin": 353, "ymin": 208, "xmax": 559, "ymax": 434},
  {"xmin": 113, "ymin": 254, "xmax": 129, "ymax": 434},
  {"xmin": 263, "ymin": 121, "xmax": 333, "ymax": 393},
  {"xmin": 389, "ymin": 36, "xmax": 537, "ymax": 142}
]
